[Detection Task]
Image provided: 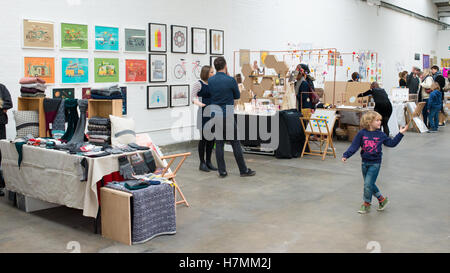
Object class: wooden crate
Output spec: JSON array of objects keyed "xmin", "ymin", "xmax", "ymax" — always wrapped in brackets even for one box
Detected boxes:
[
  {"xmin": 88, "ymin": 99, "xmax": 122, "ymax": 118},
  {"xmin": 17, "ymin": 97, "xmax": 48, "ymax": 137}
]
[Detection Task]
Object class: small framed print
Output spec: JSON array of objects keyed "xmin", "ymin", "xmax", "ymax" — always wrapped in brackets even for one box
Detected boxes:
[
  {"xmin": 149, "ymin": 54, "xmax": 167, "ymax": 82},
  {"xmin": 210, "ymin": 29, "xmax": 224, "ymax": 55},
  {"xmin": 192, "ymin": 27, "xmax": 207, "ymax": 54},
  {"xmin": 171, "ymin": 25, "xmax": 188, "ymax": 53},
  {"xmin": 210, "ymin": 55, "xmax": 220, "ymax": 67},
  {"xmin": 170, "ymin": 85, "xmax": 190, "ymax": 107},
  {"xmin": 147, "ymin": 85, "xmax": 169, "ymax": 109},
  {"xmin": 149, "ymin": 23, "xmax": 167, "ymax": 52}
]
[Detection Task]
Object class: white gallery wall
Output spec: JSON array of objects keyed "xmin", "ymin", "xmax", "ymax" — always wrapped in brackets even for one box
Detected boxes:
[{"xmin": 0, "ymin": 0, "xmax": 447, "ymax": 144}]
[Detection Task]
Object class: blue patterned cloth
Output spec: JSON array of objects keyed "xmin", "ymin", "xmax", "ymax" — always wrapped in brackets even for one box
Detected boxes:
[{"xmin": 106, "ymin": 181, "xmax": 176, "ymax": 244}]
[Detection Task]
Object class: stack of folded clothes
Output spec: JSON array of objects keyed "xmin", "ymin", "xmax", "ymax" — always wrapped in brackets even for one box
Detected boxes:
[
  {"xmin": 19, "ymin": 77, "xmax": 47, "ymax": 97},
  {"xmin": 87, "ymin": 116, "xmax": 111, "ymax": 146},
  {"xmin": 91, "ymin": 85, "xmax": 123, "ymax": 100}
]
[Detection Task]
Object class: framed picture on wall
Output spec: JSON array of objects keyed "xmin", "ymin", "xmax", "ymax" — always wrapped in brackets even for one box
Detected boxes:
[
  {"xmin": 22, "ymin": 19, "xmax": 55, "ymax": 49},
  {"xmin": 61, "ymin": 57, "xmax": 89, "ymax": 84},
  {"xmin": 192, "ymin": 27, "xmax": 207, "ymax": 54},
  {"xmin": 210, "ymin": 29, "xmax": 224, "ymax": 55},
  {"xmin": 53, "ymin": 88, "xmax": 75, "ymax": 99},
  {"xmin": 147, "ymin": 85, "xmax": 169, "ymax": 109},
  {"xmin": 125, "ymin": 59, "xmax": 147, "ymax": 82},
  {"xmin": 60, "ymin": 22, "xmax": 88, "ymax": 50},
  {"xmin": 423, "ymin": 54, "xmax": 430, "ymax": 69},
  {"xmin": 124, "ymin": 28, "xmax": 146, "ymax": 52},
  {"xmin": 170, "ymin": 85, "xmax": 190, "ymax": 107},
  {"xmin": 94, "ymin": 25, "xmax": 119, "ymax": 51},
  {"xmin": 149, "ymin": 54, "xmax": 167, "ymax": 82},
  {"xmin": 171, "ymin": 25, "xmax": 188, "ymax": 53},
  {"xmin": 94, "ymin": 58, "xmax": 119, "ymax": 83},
  {"xmin": 24, "ymin": 57, "xmax": 55, "ymax": 84},
  {"xmin": 148, "ymin": 23, "xmax": 167, "ymax": 52}
]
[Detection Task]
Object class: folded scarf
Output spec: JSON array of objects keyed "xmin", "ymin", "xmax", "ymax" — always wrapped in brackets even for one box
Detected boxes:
[
  {"xmin": 90, "ymin": 94, "xmax": 123, "ymax": 100},
  {"xmin": 21, "ymin": 92, "xmax": 46, "ymax": 97},
  {"xmin": 20, "ymin": 87, "xmax": 45, "ymax": 94},
  {"xmin": 87, "ymin": 124, "xmax": 110, "ymax": 131},
  {"xmin": 43, "ymin": 98, "xmax": 62, "ymax": 135},
  {"xmin": 88, "ymin": 135, "xmax": 111, "ymax": 141},
  {"xmin": 88, "ymin": 117, "xmax": 110, "ymax": 126},
  {"xmin": 21, "ymin": 83, "xmax": 47, "ymax": 91},
  {"xmin": 19, "ymin": 77, "xmax": 46, "ymax": 84},
  {"xmin": 87, "ymin": 130, "xmax": 111, "ymax": 136},
  {"xmin": 130, "ymin": 153, "xmax": 149, "ymax": 175}
]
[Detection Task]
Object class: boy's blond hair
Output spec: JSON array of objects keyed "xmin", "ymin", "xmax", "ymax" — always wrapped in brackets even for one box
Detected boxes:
[{"xmin": 360, "ymin": 111, "xmax": 382, "ymax": 130}]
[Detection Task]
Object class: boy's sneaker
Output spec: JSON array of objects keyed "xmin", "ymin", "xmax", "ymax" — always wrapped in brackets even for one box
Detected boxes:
[
  {"xmin": 358, "ymin": 204, "xmax": 370, "ymax": 214},
  {"xmin": 377, "ymin": 197, "xmax": 389, "ymax": 211}
]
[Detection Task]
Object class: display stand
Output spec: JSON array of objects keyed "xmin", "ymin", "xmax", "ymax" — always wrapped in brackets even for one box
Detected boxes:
[
  {"xmin": 17, "ymin": 97, "xmax": 49, "ymax": 137},
  {"xmin": 159, "ymin": 152, "xmax": 191, "ymax": 207},
  {"xmin": 406, "ymin": 102, "xmax": 427, "ymax": 133},
  {"xmin": 88, "ymin": 99, "xmax": 123, "ymax": 118}
]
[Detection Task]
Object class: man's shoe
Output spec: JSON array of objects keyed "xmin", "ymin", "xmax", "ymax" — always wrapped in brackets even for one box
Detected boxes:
[
  {"xmin": 206, "ymin": 161, "xmax": 218, "ymax": 171},
  {"xmin": 358, "ymin": 204, "xmax": 370, "ymax": 214},
  {"xmin": 219, "ymin": 171, "xmax": 228, "ymax": 178},
  {"xmin": 377, "ymin": 197, "xmax": 389, "ymax": 211},
  {"xmin": 199, "ymin": 162, "xmax": 210, "ymax": 172},
  {"xmin": 240, "ymin": 168, "xmax": 256, "ymax": 177},
  {"xmin": 0, "ymin": 188, "xmax": 4, "ymax": 197}
]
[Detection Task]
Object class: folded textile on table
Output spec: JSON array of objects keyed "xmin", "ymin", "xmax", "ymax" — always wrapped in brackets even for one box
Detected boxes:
[
  {"xmin": 20, "ymin": 92, "xmax": 46, "ymax": 98},
  {"xmin": 89, "ymin": 138, "xmax": 108, "ymax": 145},
  {"xmin": 21, "ymin": 83, "xmax": 47, "ymax": 91},
  {"xmin": 87, "ymin": 124, "xmax": 110, "ymax": 131},
  {"xmin": 87, "ymin": 130, "xmax": 111, "ymax": 136},
  {"xmin": 88, "ymin": 117, "xmax": 110, "ymax": 126},
  {"xmin": 91, "ymin": 85, "xmax": 122, "ymax": 97},
  {"xmin": 43, "ymin": 98, "xmax": 62, "ymax": 135},
  {"xmin": 19, "ymin": 77, "xmax": 46, "ymax": 84},
  {"xmin": 128, "ymin": 143, "xmax": 150, "ymax": 150},
  {"xmin": 20, "ymin": 87, "xmax": 45, "ymax": 94},
  {"xmin": 88, "ymin": 135, "xmax": 111, "ymax": 141},
  {"xmin": 130, "ymin": 153, "xmax": 149, "ymax": 175},
  {"xmin": 106, "ymin": 182, "xmax": 176, "ymax": 244},
  {"xmin": 90, "ymin": 94, "xmax": 123, "ymax": 100}
]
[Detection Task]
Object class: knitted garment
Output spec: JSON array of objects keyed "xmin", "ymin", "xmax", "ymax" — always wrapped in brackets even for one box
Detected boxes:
[
  {"xmin": 87, "ymin": 130, "xmax": 111, "ymax": 136},
  {"xmin": 87, "ymin": 124, "xmax": 110, "ymax": 131},
  {"xmin": 118, "ymin": 155, "xmax": 135, "ymax": 179},
  {"xmin": 61, "ymin": 99, "xmax": 79, "ymax": 142},
  {"xmin": 14, "ymin": 142, "xmax": 26, "ymax": 169},
  {"xmin": 43, "ymin": 98, "xmax": 62, "ymax": 135},
  {"xmin": 52, "ymin": 99, "xmax": 66, "ymax": 131},
  {"xmin": 90, "ymin": 94, "xmax": 123, "ymax": 100},
  {"xmin": 19, "ymin": 77, "xmax": 46, "ymax": 84},
  {"xmin": 91, "ymin": 85, "xmax": 122, "ymax": 97},
  {"xmin": 68, "ymin": 99, "xmax": 88, "ymax": 145},
  {"xmin": 88, "ymin": 135, "xmax": 110, "ymax": 141},
  {"xmin": 88, "ymin": 117, "xmax": 110, "ymax": 126},
  {"xmin": 130, "ymin": 153, "xmax": 149, "ymax": 175},
  {"xmin": 143, "ymin": 151, "xmax": 156, "ymax": 173},
  {"xmin": 21, "ymin": 83, "xmax": 46, "ymax": 91},
  {"xmin": 79, "ymin": 158, "xmax": 88, "ymax": 182},
  {"xmin": 124, "ymin": 181, "xmax": 150, "ymax": 190},
  {"xmin": 21, "ymin": 92, "xmax": 46, "ymax": 98},
  {"xmin": 128, "ymin": 143, "xmax": 150, "ymax": 150},
  {"xmin": 20, "ymin": 87, "xmax": 45, "ymax": 94}
]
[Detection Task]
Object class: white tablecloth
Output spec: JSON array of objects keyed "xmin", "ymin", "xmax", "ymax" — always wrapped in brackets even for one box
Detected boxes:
[{"xmin": 0, "ymin": 140, "xmax": 162, "ymax": 218}]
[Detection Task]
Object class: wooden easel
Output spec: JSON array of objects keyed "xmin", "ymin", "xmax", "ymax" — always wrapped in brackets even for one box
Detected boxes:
[
  {"xmin": 300, "ymin": 117, "xmax": 336, "ymax": 160},
  {"xmin": 406, "ymin": 102, "xmax": 426, "ymax": 133},
  {"xmin": 159, "ymin": 152, "xmax": 191, "ymax": 207}
]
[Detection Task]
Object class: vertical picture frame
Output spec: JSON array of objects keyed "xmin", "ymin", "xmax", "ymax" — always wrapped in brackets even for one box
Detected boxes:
[
  {"xmin": 148, "ymin": 23, "xmax": 167, "ymax": 52},
  {"xmin": 210, "ymin": 29, "xmax": 224, "ymax": 55},
  {"xmin": 149, "ymin": 54, "xmax": 167, "ymax": 82},
  {"xmin": 171, "ymin": 25, "xmax": 188, "ymax": 53},
  {"xmin": 147, "ymin": 85, "xmax": 169, "ymax": 109},
  {"xmin": 192, "ymin": 27, "xmax": 207, "ymax": 54},
  {"xmin": 170, "ymin": 85, "xmax": 190, "ymax": 107}
]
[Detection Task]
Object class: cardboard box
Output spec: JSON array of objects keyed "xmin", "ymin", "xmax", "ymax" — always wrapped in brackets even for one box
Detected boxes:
[{"xmin": 347, "ymin": 125, "xmax": 360, "ymax": 142}]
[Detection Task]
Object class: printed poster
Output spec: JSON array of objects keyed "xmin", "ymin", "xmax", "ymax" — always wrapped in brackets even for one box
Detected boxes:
[
  {"xmin": 94, "ymin": 58, "xmax": 119, "ymax": 83},
  {"xmin": 23, "ymin": 19, "xmax": 54, "ymax": 48},
  {"xmin": 24, "ymin": 57, "xmax": 55, "ymax": 84},
  {"xmin": 125, "ymin": 28, "xmax": 146, "ymax": 52},
  {"xmin": 95, "ymin": 26, "xmax": 119, "ymax": 51},
  {"xmin": 125, "ymin": 59, "xmax": 147, "ymax": 82},
  {"xmin": 62, "ymin": 58, "xmax": 89, "ymax": 83},
  {"xmin": 61, "ymin": 23, "xmax": 88, "ymax": 50}
]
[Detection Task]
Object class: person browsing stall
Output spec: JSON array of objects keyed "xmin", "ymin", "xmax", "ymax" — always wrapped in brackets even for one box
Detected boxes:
[
  {"xmin": 427, "ymin": 82, "xmax": 443, "ymax": 133},
  {"xmin": 0, "ymin": 83, "xmax": 13, "ymax": 197}
]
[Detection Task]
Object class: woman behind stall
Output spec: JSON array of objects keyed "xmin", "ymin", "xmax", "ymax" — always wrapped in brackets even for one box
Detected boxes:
[
  {"xmin": 192, "ymin": 66, "xmax": 217, "ymax": 172},
  {"xmin": 399, "ymin": 71, "xmax": 408, "ymax": 87},
  {"xmin": 295, "ymin": 64, "xmax": 314, "ymax": 112}
]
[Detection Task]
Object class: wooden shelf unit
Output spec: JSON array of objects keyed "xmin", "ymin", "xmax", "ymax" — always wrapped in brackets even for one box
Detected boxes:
[
  {"xmin": 17, "ymin": 97, "xmax": 49, "ymax": 137},
  {"xmin": 87, "ymin": 99, "xmax": 123, "ymax": 119}
]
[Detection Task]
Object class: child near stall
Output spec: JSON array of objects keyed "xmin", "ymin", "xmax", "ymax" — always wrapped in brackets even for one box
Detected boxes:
[
  {"xmin": 342, "ymin": 111, "xmax": 408, "ymax": 214},
  {"xmin": 427, "ymin": 82, "xmax": 443, "ymax": 133}
]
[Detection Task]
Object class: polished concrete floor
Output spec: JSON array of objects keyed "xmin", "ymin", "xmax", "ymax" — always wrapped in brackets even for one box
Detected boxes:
[{"xmin": 1, "ymin": 128, "xmax": 449, "ymax": 253}]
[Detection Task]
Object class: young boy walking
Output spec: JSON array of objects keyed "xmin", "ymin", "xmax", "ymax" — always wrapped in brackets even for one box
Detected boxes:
[
  {"xmin": 342, "ymin": 111, "xmax": 408, "ymax": 214},
  {"xmin": 427, "ymin": 82, "xmax": 443, "ymax": 133}
]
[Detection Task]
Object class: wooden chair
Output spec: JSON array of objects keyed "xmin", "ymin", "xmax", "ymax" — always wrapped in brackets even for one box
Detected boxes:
[
  {"xmin": 406, "ymin": 102, "xmax": 426, "ymax": 133},
  {"xmin": 159, "ymin": 152, "xmax": 191, "ymax": 207},
  {"xmin": 300, "ymin": 117, "xmax": 336, "ymax": 161}
]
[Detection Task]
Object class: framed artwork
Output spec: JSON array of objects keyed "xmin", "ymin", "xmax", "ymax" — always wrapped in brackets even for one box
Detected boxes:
[
  {"xmin": 94, "ymin": 58, "xmax": 119, "ymax": 83},
  {"xmin": 210, "ymin": 29, "xmax": 224, "ymax": 55},
  {"xmin": 147, "ymin": 85, "xmax": 169, "ymax": 109},
  {"xmin": 423, "ymin": 54, "xmax": 430, "ymax": 69},
  {"xmin": 94, "ymin": 25, "xmax": 119, "ymax": 51},
  {"xmin": 414, "ymin": 53, "xmax": 420, "ymax": 61},
  {"xmin": 61, "ymin": 58, "xmax": 89, "ymax": 84},
  {"xmin": 82, "ymin": 88, "xmax": 91, "ymax": 117},
  {"xmin": 23, "ymin": 19, "xmax": 55, "ymax": 49},
  {"xmin": 210, "ymin": 55, "xmax": 220, "ymax": 67},
  {"xmin": 60, "ymin": 22, "xmax": 88, "ymax": 50},
  {"xmin": 170, "ymin": 85, "xmax": 190, "ymax": 107},
  {"xmin": 148, "ymin": 23, "xmax": 167, "ymax": 52},
  {"xmin": 24, "ymin": 57, "xmax": 55, "ymax": 84},
  {"xmin": 124, "ymin": 28, "xmax": 146, "ymax": 52},
  {"xmin": 173, "ymin": 57, "xmax": 188, "ymax": 81},
  {"xmin": 120, "ymin": 86, "xmax": 127, "ymax": 115},
  {"xmin": 149, "ymin": 54, "xmax": 167, "ymax": 82},
  {"xmin": 171, "ymin": 25, "xmax": 188, "ymax": 53},
  {"xmin": 125, "ymin": 59, "xmax": 147, "ymax": 82},
  {"xmin": 52, "ymin": 88, "xmax": 75, "ymax": 99},
  {"xmin": 192, "ymin": 27, "xmax": 207, "ymax": 54}
]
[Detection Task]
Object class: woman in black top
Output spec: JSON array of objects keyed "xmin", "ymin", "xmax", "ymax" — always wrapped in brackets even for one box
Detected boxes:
[
  {"xmin": 0, "ymin": 83, "xmax": 13, "ymax": 197},
  {"xmin": 358, "ymin": 82, "xmax": 393, "ymax": 136},
  {"xmin": 399, "ymin": 71, "xmax": 408, "ymax": 87}
]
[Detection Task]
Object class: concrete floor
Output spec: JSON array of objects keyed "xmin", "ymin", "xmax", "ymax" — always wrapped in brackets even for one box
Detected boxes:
[{"xmin": 1, "ymin": 128, "xmax": 449, "ymax": 253}]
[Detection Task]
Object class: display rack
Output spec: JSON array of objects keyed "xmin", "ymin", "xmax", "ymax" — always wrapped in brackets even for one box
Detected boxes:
[
  {"xmin": 87, "ymin": 99, "xmax": 123, "ymax": 118},
  {"xmin": 17, "ymin": 97, "xmax": 49, "ymax": 137}
]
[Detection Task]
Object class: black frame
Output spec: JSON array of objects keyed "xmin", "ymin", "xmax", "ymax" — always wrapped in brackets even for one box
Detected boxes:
[
  {"xmin": 148, "ymin": 54, "xmax": 167, "ymax": 83},
  {"xmin": 148, "ymin": 23, "xmax": 167, "ymax": 52},
  {"xmin": 170, "ymin": 85, "xmax": 190, "ymax": 107},
  {"xmin": 191, "ymin": 27, "xmax": 207, "ymax": 54},
  {"xmin": 209, "ymin": 29, "xmax": 224, "ymax": 55},
  {"xmin": 171, "ymin": 25, "xmax": 188, "ymax": 53},
  {"xmin": 147, "ymin": 85, "xmax": 169, "ymax": 109}
]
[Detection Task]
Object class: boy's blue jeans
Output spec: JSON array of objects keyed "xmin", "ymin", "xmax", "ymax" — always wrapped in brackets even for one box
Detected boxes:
[
  {"xmin": 429, "ymin": 107, "xmax": 440, "ymax": 131},
  {"xmin": 362, "ymin": 162, "xmax": 382, "ymax": 204}
]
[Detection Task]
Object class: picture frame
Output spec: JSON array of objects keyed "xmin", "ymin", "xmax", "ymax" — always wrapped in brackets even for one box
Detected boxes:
[
  {"xmin": 125, "ymin": 59, "xmax": 147, "ymax": 83},
  {"xmin": 192, "ymin": 27, "xmax": 207, "ymax": 54},
  {"xmin": 24, "ymin": 57, "xmax": 55, "ymax": 84},
  {"xmin": 60, "ymin": 22, "xmax": 88, "ymax": 50},
  {"xmin": 210, "ymin": 55, "xmax": 220, "ymax": 67},
  {"xmin": 22, "ymin": 19, "xmax": 55, "ymax": 49},
  {"xmin": 210, "ymin": 29, "xmax": 224, "ymax": 55},
  {"xmin": 94, "ymin": 58, "xmax": 119, "ymax": 83},
  {"xmin": 52, "ymin": 88, "xmax": 75, "ymax": 99},
  {"xmin": 61, "ymin": 57, "xmax": 89, "ymax": 84},
  {"xmin": 148, "ymin": 23, "xmax": 167, "ymax": 52},
  {"xmin": 170, "ymin": 85, "xmax": 190, "ymax": 107},
  {"xmin": 94, "ymin": 25, "xmax": 119, "ymax": 51},
  {"xmin": 423, "ymin": 54, "xmax": 430, "ymax": 69},
  {"xmin": 149, "ymin": 54, "xmax": 167, "ymax": 82},
  {"xmin": 147, "ymin": 85, "xmax": 169, "ymax": 109},
  {"xmin": 124, "ymin": 28, "xmax": 146, "ymax": 53},
  {"xmin": 171, "ymin": 25, "xmax": 188, "ymax": 53}
]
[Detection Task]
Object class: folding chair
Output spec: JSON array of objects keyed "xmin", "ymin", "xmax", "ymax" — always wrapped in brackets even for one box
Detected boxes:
[
  {"xmin": 159, "ymin": 152, "xmax": 191, "ymax": 207},
  {"xmin": 406, "ymin": 102, "xmax": 426, "ymax": 133},
  {"xmin": 300, "ymin": 117, "xmax": 336, "ymax": 161}
]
